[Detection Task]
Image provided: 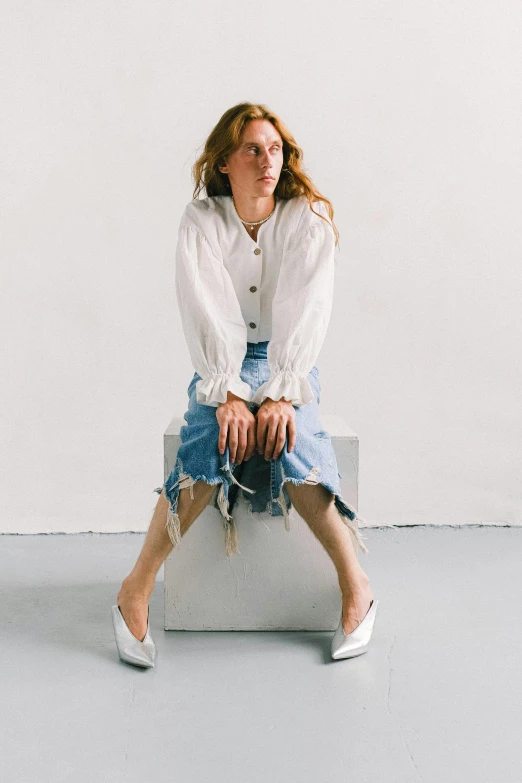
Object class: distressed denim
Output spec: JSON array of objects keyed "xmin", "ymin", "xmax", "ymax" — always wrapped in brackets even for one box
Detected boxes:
[{"xmin": 153, "ymin": 340, "xmax": 369, "ymax": 557}]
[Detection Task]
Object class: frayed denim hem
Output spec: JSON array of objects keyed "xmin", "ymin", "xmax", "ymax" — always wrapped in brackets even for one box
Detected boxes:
[
  {"xmin": 152, "ymin": 453, "xmax": 256, "ymax": 557},
  {"xmin": 153, "ymin": 456, "xmax": 374, "ymax": 557},
  {"xmin": 239, "ymin": 461, "xmax": 371, "ymax": 555}
]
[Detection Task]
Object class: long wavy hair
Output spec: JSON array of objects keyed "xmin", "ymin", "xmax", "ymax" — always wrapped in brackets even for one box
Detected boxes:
[{"xmin": 191, "ymin": 102, "xmax": 339, "ymax": 247}]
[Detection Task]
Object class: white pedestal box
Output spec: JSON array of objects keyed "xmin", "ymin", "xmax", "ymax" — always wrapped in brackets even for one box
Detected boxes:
[{"xmin": 162, "ymin": 414, "xmax": 362, "ymax": 631}]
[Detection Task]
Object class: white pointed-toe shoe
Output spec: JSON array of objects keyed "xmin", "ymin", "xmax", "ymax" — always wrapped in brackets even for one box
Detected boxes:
[
  {"xmin": 331, "ymin": 599, "xmax": 379, "ymax": 660},
  {"xmin": 111, "ymin": 604, "xmax": 156, "ymax": 668}
]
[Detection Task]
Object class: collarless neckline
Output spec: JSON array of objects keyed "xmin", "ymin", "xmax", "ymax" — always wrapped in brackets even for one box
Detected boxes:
[{"xmin": 227, "ymin": 195, "xmax": 280, "ymax": 246}]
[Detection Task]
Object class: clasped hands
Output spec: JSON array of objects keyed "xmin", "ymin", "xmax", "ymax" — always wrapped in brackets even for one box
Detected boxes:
[{"xmin": 216, "ymin": 392, "xmax": 296, "ymax": 463}]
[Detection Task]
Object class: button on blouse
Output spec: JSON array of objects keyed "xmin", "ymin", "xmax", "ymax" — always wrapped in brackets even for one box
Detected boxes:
[{"xmin": 174, "ymin": 194, "xmax": 336, "ymax": 408}]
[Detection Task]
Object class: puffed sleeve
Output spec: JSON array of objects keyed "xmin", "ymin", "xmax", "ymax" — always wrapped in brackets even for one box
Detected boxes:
[
  {"xmin": 250, "ymin": 201, "xmax": 336, "ymax": 408},
  {"xmin": 175, "ymin": 216, "xmax": 253, "ymax": 407}
]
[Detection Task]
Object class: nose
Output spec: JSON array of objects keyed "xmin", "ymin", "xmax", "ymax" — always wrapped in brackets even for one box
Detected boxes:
[{"xmin": 259, "ymin": 148, "xmax": 275, "ymax": 166}]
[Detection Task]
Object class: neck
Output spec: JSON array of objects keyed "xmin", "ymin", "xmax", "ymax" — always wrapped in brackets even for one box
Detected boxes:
[{"xmin": 231, "ymin": 193, "xmax": 276, "ymax": 224}]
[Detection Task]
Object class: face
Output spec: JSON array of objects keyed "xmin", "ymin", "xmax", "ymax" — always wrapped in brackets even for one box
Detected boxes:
[{"xmin": 218, "ymin": 119, "xmax": 284, "ymax": 199}]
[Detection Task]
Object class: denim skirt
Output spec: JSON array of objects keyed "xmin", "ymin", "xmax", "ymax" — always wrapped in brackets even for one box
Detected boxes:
[{"xmin": 153, "ymin": 340, "xmax": 369, "ymax": 557}]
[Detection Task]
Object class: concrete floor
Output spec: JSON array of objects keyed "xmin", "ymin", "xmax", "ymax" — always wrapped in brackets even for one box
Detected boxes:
[{"xmin": 0, "ymin": 526, "xmax": 520, "ymax": 783}]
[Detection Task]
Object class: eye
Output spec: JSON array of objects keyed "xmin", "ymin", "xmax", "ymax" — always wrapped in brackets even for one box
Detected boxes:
[{"xmin": 247, "ymin": 145, "xmax": 281, "ymax": 153}]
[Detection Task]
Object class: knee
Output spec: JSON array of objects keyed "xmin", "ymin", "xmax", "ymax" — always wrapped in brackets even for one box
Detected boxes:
[
  {"xmin": 178, "ymin": 479, "xmax": 217, "ymax": 509},
  {"xmin": 284, "ymin": 480, "xmax": 333, "ymax": 516},
  {"xmin": 193, "ymin": 480, "xmax": 219, "ymax": 502}
]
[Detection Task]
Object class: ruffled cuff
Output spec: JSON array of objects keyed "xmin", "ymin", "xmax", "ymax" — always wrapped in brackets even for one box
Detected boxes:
[
  {"xmin": 195, "ymin": 373, "xmax": 253, "ymax": 408},
  {"xmin": 250, "ymin": 370, "xmax": 314, "ymax": 408}
]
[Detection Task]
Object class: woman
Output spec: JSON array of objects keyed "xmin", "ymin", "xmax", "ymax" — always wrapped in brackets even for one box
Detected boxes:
[{"xmin": 111, "ymin": 102, "xmax": 379, "ymax": 668}]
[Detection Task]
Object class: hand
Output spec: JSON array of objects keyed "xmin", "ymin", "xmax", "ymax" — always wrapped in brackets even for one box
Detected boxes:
[
  {"xmin": 216, "ymin": 393, "xmax": 257, "ymax": 464},
  {"xmin": 255, "ymin": 397, "xmax": 296, "ymax": 460}
]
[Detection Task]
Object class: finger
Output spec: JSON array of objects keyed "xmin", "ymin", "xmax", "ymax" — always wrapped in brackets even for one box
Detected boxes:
[
  {"xmin": 228, "ymin": 423, "xmax": 239, "ymax": 464},
  {"xmin": 218, "ymin": 420, "xmax": 229, "ymax": 455},
  {"xmin": 236, "ymin": 424, "xmax": 248, "ymax": 463},
  {"xmin": 257, "ymin": 418, "xmax": 266, "ymax": 455},
  {"xmin": 264, "ymin": 420, "xmax": 279, "ymax": 461},
  {"xmin": 244, "ymin": 422, "xmax": 257, "ymax": 461},
  {"xmin": 287, "ymin": 419, "xmax": 296, "ymax": 453},
  {"xmin": 273, "ymin": 428, "xmax": 287, "ymax": 461}
]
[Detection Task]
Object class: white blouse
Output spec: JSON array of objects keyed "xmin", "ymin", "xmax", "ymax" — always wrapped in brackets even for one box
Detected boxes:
[{"xmin": 174, "ymin": 193, "xmax": 337, "ymax": 408}]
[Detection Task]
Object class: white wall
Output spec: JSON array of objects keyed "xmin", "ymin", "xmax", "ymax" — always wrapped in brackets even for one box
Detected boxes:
[{"xmin": 1, "ymin": 1, "xmax": 520, "ymax": 533}]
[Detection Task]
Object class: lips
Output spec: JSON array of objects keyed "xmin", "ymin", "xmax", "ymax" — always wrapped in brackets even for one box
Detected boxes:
[{"xmin": 259, "ymin": 176, "xmax": 274, "ymax": 181}]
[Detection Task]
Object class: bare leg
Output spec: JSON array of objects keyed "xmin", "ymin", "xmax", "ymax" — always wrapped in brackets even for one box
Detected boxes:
[
  {"xmin": 284, "ymin": 481, "xmax": 374, "ymax": 635},
  {"xmin": 116, "ymin": 481, "xmax": 216, "ymax": 641}
]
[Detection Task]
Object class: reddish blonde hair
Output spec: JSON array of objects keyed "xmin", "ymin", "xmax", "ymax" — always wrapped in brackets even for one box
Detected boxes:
[{"xmin": 191, "ymin": 102, "xmax": 339, "ymax": 247}]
